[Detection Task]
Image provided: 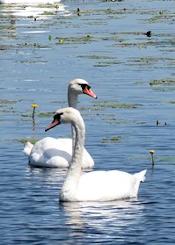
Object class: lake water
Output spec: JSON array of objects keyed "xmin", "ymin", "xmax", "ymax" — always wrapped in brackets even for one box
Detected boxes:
[{"xmin": 0, "ymin": 0, "xmax": 175, "ymax": 244}]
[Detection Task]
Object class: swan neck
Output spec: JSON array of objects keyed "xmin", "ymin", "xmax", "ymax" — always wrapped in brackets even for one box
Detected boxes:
[
  {"xmin": 60, "ymin": 116, "xmax": 85, "ymax": 201},
  {"xmin": 68, "ymin": 87, "xmax": 78, "ymax": 149},
  {"xmin": 71, "ymin": 122, "xmax": 85, "ymax": 165},
  {"xmin": 68, "ymin": 89, "xmax": 78, "ymax": 108}
]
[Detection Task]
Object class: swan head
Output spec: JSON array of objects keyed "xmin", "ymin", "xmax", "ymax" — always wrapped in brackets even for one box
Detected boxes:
[
  {"xmin": 45, "ymin": 107, "xmax": 82, "ymax": 132},
  {"xmin": 68, "ymin": 78, "xmax": 97, "ymax": 99}
]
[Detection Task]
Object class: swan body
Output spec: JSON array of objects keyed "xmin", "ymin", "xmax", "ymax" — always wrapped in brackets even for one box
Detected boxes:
[
  {"xmin": 24, "ymin": 78, "xmax": 97, "ymax": 168},
  {"xmin": 0, "ymin": 0, "xmax": 61, "ymax": 4},
  {"xmin": 72, "ymin": 169, "xmax": 146, "ymax": 202},
  {"xmin": 45, "ymin": 107, "xmax": 147, "ymax": 202},
  {"xmin": 25, "ymin": 137, "xmax": 93, "ymax": 168}
]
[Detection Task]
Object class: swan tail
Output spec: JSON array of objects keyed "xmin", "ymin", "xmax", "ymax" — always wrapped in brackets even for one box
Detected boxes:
[
  {"xmin": 23, "ymin": 141, "xmax": 33, "ymax": 156},
  {"xmin": 134, "ymin": 169, "xmax": 147, "ymax": 182},
  {"xmin": 132, "ymin": 169, "xmax": 147, "ymax": 197}
]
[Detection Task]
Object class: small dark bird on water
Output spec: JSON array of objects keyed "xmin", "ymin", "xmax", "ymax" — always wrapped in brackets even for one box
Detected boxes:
[
  {"xmin": 145, "ymin": 31, "xmax": 152, "ymax": 37},
  {"xmin": 77, "ymin": 8, "xmax": 80, "ymax": 16}
]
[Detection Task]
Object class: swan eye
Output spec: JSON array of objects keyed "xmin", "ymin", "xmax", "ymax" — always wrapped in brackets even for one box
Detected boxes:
[
  {"xmin": 79, "ymin": 84, "xmax": 91, "ymax": 91},
  {"xmin": 54, "ymin": 112, "xmax": 63, "ymax": 121}
]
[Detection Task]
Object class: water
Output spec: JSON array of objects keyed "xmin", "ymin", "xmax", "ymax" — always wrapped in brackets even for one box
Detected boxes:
[{"xmin": 0, "ymin": 0, "xmax": 175, "ymax": 244}]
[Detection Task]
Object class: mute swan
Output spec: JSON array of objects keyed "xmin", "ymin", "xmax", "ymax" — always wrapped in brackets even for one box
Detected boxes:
[
  {"xmin": 24, "ymin": 78, "xmax": 97, "ymax": 168},
  {"xmin": 0, "ymin": 0, "xmax": 61, "ymax": 4},
  {"xmin": 45, "ymin": 107, "xmax": 147, "ymax": 202}
]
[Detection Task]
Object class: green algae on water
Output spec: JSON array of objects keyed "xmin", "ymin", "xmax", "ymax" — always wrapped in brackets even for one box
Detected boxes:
[
  {"xmin": 19, "ymin": 137, "xmax": 39, "ymax": 145},
  {"xmin": 149, "ymin": 79, "xmax": 175, "ymax": 86},
  {"xmin": 56, "ymin": 34, "xmax": 93, "ymax": 45},
  {"xmin": 0, "ymin": 99, "xmax": 17, "ymax": 105},
  {"xmin": 101, "ymin": 135, "xmax": 121, "ymax": 144},
  {"xmin": 92, "ymin": 101, "xmax": 141, "ymax": 110}
]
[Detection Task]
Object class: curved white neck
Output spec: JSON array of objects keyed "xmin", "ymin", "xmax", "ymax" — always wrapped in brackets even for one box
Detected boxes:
[
  {"xmin": 68, "ymin": 88, "xmax": 78, "ymax": 148},
  {"xmin": 60, "ymin": 115, "xmax": 85, "ymax": 201},
  {"xmin": 68, "ymin": 89, "xmax": 78, "ymax": 108}
]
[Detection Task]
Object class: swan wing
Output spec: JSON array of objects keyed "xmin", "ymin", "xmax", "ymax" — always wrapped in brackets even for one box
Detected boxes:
[
  {"xmin": 76, "ymin": 170, "xmax": 146, "ymax": 201},
  {"xmin": 29, "ymin": 137, "xmax": 72, "ymax": 167}
]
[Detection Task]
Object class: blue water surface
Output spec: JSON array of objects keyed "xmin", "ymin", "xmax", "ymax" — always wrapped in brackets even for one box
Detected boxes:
[{"xmin": 0, "ymin": 0, "xmax": 175, "ymax": 244}]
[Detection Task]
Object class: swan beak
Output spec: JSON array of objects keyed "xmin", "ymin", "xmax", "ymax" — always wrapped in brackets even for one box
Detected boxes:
[
  {"xmin": 83, "ymin": 87, "xmax": 97, "ymax": 99},
  {"xmin": 45, "ymin": 118, "xmax": 60, "ymax": 132}
]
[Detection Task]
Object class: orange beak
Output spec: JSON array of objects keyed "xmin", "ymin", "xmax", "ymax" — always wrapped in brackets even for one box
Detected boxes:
[
  {"xmin": 45, "ymin": 118, "xmax": 60, "ymax": 132},
  {"xmin": 83, "ymin": 87, "xmax": 97, "ymax": 99}
]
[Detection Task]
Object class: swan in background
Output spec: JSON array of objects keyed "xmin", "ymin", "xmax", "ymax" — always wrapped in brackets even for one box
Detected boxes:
[
  {"xmin": 0, "ymin": 0, "xmax": 61, "ymax": 4},
  {"xmin": 24, "ymin": 78, "xmax": 97, "ymax": 168},
  {"xmin": 45, "ymin": 107, "xmax": 147, "ymax": 202}
]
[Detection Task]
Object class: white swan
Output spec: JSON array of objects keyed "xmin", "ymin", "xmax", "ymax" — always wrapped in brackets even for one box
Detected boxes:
[
  {"xmin": 24, "ymin": 78, "xmax": 97, "ymax": 168},
  {"xmin": 0, "ymin": 0, "xmax": 61, "ymax": 4},
  {"xmin": 45, "ymin": 107, "xmax": 147, "ymax": 202}
]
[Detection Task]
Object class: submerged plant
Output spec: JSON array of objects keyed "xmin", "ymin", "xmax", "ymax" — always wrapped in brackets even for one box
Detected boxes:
[
  {"xmin": 32, "ymin": 103, "xmax": 39, "ymax": 131},
  {"xmin": 149, "ymin": 150, "xmax": 155, "ymax": 167}
]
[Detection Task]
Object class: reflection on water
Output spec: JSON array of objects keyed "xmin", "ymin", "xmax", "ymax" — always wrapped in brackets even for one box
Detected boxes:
[
  {"xmin": 0, "ymin": 0, "xmax": 61, "ymax": 5},
  {"xmin": 27, "ymin": 165, "xmax": 66, "ymax": 183},
  {"xmin": 0, "ymin": 1, "xmax": 68, "ymax": 19},
  {"xmin": 61, "ymin": 200, "xmax": 144, "ymax": 242},
  {"xmin": 0, "ymin": 1, "xmax": 69, "ymax": 48}
]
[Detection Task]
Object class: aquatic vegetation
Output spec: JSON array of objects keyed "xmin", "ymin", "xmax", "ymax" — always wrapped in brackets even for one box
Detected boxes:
[
  {"xmin": 16, "ymin": 42, "xmax": 50, "ymax": 50},
  {"xmin": 0, "ymin": 44, "xmax": 16, "ymax": 50},
  {"xmin": 48, "ymin": 35, "xmax": 52, "ymax": 41},
  {"xmin": 94, "ymin": 60, "xmax": 121, "ymax": 67},
  {"xmin": 92, "ymin": 101, "xmax": 141, "ymax": 110},
  {"xmin": 56, "ymin": 34, "xmax": 93, "ymax": 45},
  {"xmin": 149, "ymin": 79, "xmax": 175, "ymax": 86},
  {"xmin": 41, "ymin": 11, "xmax": 55, "ymax": 16},
  {"xmin": 0, "ymin": 99, "xmax": 17, "ymax": 105},
  {"xmin": 32, "ymin": 103, "xmax": 39, "ymax": 121},
  {"xmin": 169, "ymin": 101, "xmax": 175, "ymax": 104},
  {"xmin": 101, "ymin": 135, "xmax": 121, "ymax": 144},
  {"xmin": 32, "ymin": 103, "xmax": 39, "ymax": 109},
  {"xmin": 104, "ymin": 116, "xmax": 129, "ymax": 125},
  {"xmin": 37, "ymin": 111, "xmax": 54, "ymax": 118},
  {"xmin": 19, "ymin": 137, "xmax": 38, "ymax": 145},
  {"xmin": 78, "ymin": 54, "xmax": 121, "ymax": 67},
  {"xmin": 129, "ymin": 57, "xmax": 158, "ymax": 66},
  {"xmin": 147, "ymin": 11, "xmax": 175, "ymax": 24},
  {"xmin": 149, "ymin": 150, "xmax": 155, "ymax": 167},
  {"xmin": 0, "ymin": 99, "xmax": 17, "ymax": 113}
]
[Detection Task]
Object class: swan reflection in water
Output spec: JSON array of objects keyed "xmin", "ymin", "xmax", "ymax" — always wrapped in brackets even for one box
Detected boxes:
[{"xmin": 60, "ymin": 200, "xmax": 144, "ymax": 240}]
